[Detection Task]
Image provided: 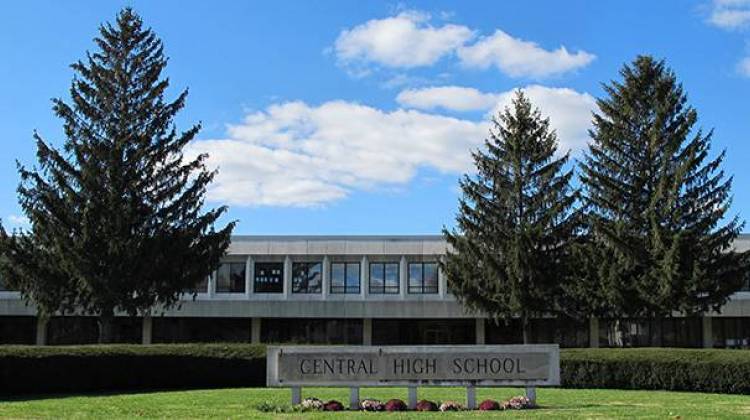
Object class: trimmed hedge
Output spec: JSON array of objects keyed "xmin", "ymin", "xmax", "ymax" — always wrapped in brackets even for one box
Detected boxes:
[
  {"xmin": 0, "ymin": 343, "xmax": 265, "ymax": 395},
  {"xmin": 561, "ymin": 348, "xmax": 750, "ymax": 394},
  {"xmin": 1, "ymin": 345, "xmax": 749, "ymax": 395}
]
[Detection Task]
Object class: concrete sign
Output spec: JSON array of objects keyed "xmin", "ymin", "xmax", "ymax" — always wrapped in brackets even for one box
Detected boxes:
[{"xmin": 267, "ymin": 344, "xmax": 560, "ymax": 387}]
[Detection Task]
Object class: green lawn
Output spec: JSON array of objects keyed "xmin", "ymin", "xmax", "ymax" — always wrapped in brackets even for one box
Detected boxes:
[{"xmin": 1, "ymin": 387, "xmax": 749, "ymax": 419}]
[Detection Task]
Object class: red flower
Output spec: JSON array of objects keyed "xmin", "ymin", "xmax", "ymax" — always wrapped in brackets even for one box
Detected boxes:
[
  {"xmin": 479, "ymin": 399, "xmax": 500, "ymax": 411},
  {"xmin": 384, "ymin": 399, "xmax": 407, "ymax": 412},
  {"xmin": 415, "ymin": 400, "xmax": 438, "ymax": 411},
  {"xmin": 323, "ymin": 400, "xmax": 344, "ymax": 411}
]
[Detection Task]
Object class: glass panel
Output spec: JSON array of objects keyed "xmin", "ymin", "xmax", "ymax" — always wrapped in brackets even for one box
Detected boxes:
[
  {"xmin": 216, "ymin": 263, "xmax": 231, "ymax": 293},
  {"xmin": 292, "ymin": 262, "xmax": 322, "ymax": 294},
  {"xmin": 423, "ymin": 263, "xmax": 438, "ymax": 293},
  {"xmin": 254, "ymin": 262, "xmax": 284, "ymax": 293},
  {"xmin": 229, "ymin": 263, "xmax": 246, "ymax": 293},
  {"xmin": 408, "ymin": 263, "xmax": 422, "ymax": 293},
  {"xmin": 331, "ymin": 263, "xmax": 345, "ymax": 291},
  {"xmin": 185, "ymin": 276, "xmax": 209, "ymax": 294},
  {"xmin": 369, "ymin": 264, "xmax": 384, "ymax": 293},
  {"xmin": 385, "ymin": 263, "xmax": 399, "ymax": 292},
  {"xmin": 346, "ymin": 263, "xmax": 360, "ymax": 293}
]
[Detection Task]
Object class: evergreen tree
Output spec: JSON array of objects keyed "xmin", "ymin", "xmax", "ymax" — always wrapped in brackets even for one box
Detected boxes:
[
  {"xmin": 575, "ymin": 56, "xmax": 749, "ymax": 325},
  {"xmin": 443, "ymin": 91, "xmax": 580, "ymax": 343},
  {"xmin": 0, "ymin": 8, "xmax": 234, "ymax": 343}
]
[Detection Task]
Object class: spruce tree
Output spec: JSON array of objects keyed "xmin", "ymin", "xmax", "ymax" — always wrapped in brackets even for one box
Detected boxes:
[
  {"xmin": 0, "ymin": 8, "xmax": 234, "ymax": 343},
  {"xmin": 443, "ymin": 91, "xmax": 580, "ymax": 343},
  {"xmin": 575, "ymin": 56, "xmax": 749, "ymax": 326}
]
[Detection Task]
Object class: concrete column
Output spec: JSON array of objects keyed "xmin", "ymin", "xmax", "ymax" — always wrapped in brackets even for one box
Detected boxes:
[
  {"xmin": 245, "ymin": 256, "xmax": 254, "ymax": 297},
  {"xmin": 291, "ymin": 387, "xmax": 301, "ymax": 405},
  {"xmin": 251, "ymin": 317, "xmax": 261, "ymax": 344},
  {"xmin": 361, "ymin": 256, "xmax": 369, "ymax": 298},
  {"xmin": 35, "ymin": 316, "xmax": 47, "ymax": 346},
  {"xmin": 322, "ymin": 256, "xmax": 330, "ymax": 298},
  {"xmin": 702, "ymin": 316, "xmax": 714, "ymax": 349},
  {"xmin": 475, "ymin": 318, "xmax": 486, "ymax": 344},
  {"xmin": 399, "ymin": 256, "xmax": 408, "ymax": 298},
  {"xmin": 363, "ymin": 318, "xmax": 372, "ymax": 346},
  {"xmin": 589, "ymin": 317, "xmax": 600, "ymax": 348},
  {"xmin": 141, "ymin": 314, "xmax": 152, "ymax": 345},
  {"xmin": 349, "ymin": 387, "xmax": 359, "ymax": 410},
  {"xmin": 466, "ymin": 384, "xmax": 476, "ymax": 410},
  {"xmin": 408, "ymin": 386, "xmax": 418, "ymax": 409},
  {"xmin": 283, "ymin": 256, "xmax": 292, "ymax": 297}
]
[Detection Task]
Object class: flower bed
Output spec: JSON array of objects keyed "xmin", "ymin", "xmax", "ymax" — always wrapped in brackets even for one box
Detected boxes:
[{"xmin": 257, "ymin": 395, "xmax": 535, "ymax": 413}]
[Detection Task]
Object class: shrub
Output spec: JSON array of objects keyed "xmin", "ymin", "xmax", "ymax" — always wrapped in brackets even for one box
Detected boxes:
[
  {"xmin": 360, "ymin": 399, "xmax": 384, "ymax": 411},
  {"xmin": 415, "ymin": 399, "xmax": 438, "ymax": 411},
  {"xmin": 384, "ymin": 398, "xmax": 407, "ymax": 411},
  {"xmin": 439, "ymin": 400, "xmax": 463, "ymax": 411},
  {"xmin": 323, "ymin": 400, "xmax": 344, "ymax": 411},
  {"xmin": 0, "ymin": 343, "xmax": 265, "ymax": 395},
  {"xmin": 298, "ymin": 397, "xmax": 324, "ymax": 411},
  {"xmin": 560, "ymin": 348, "xmax": 750, "ymax": 394},
  {"xmin": 502, "ymin": 396, "xmax": 533, "ymax": 409},
  {"xmin": 478, "ymin": 399, "xmax": 500, "ymax": 410}
]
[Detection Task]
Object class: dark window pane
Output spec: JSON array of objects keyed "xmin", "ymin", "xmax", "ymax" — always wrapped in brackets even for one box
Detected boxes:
[
  {"xmin": 372, "ymin": 319, "xmax": 474, "ymax": 345},
  {"xmin": 261, "ymin": 318, "xmax": 363, "ymax": 344},
  {"xmin": 184, "ymin": 276, "xmax": 209, "ymax": 294},
  {"xmin": 230, "ymin": 263, "xmax": 246, "ymax": 293},
  {"xmin": 254, "ymin": 262, "xmax": 284, "ymax": 293},
  {"xmin": 292, "ymin": 262, "xmax": 322, "ymax": 294},
  {"xmin": 217, "ymin": 262, "xmax": 245, "ymax": 293}
]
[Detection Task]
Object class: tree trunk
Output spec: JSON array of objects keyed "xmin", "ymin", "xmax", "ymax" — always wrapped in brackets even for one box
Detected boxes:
[{"xmin": 98, "ymin": 310, "xmax": 115, "ymax": 344}]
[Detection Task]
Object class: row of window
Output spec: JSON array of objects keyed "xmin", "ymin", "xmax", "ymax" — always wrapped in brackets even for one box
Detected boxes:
[{"xmin": 192, "ymin": 261, "xmax": 439, "ymax": 295}]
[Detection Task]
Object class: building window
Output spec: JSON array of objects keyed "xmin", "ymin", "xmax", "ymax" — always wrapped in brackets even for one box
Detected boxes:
[
  {"xmin": 185, "ymin": 276, "xmax": 209, "ymax": 294},
  {"xmin": 331, "ymin": 262, "xmax": 360, "ymax": 294},
  {"xmin": 254, "ymin": 262, "xmax": 284, "ymax": 293},
  {"xmin": 408, "ymin": 262, "xmax": 438, "ymax": 294},
  {"xmin": 369, "ymin": 262, "xmax": 399, "ymax": 294},
  {"xmin": 216, "ymin": 262, "xmax": 246, "ymax": 293},
  {"xmin": 292, "ymin": 262, "xmax": 322, "ymax": 294}
]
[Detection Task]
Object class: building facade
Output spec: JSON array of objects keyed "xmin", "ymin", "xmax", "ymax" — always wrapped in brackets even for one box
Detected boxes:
[{"xmin": 1, "ymin": 235, "xmax": 749, "ymax": 348}]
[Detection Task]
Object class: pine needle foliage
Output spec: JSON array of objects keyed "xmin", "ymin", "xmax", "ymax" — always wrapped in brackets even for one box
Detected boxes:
[
  {"xmin": 0, "ymin": 9, "xmax": 234, "ymax": 342},
  {"xmin": 443, "ymin": 91, "xmax": 580, "ymax": 343}
]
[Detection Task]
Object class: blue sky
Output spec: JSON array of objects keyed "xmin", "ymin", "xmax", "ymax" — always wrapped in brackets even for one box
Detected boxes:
[{"xmin": 1, "ymin": 1, "xmax": 749, "ymax": 235}]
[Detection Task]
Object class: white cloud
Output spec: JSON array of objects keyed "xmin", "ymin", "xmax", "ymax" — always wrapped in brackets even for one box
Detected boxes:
[
  {"xmin": 333, "ymin": 11, "xmax": 595, "ymax": 78},
  {"xmin": 457, "ymin": 30, "xmax": 595, "ymax": 78},
  {"xmin": 737, "ymin": 55, "xmax": 750, "ymax": 75},
  {"xmin": 190, "ymin": 86, "xmax": 594, "ymax": 208},
  {"xmin": 397, "ymin": 86, "xmax": 500, "ymax": 111},
  {"xmin": 708, "ymin": 0, "xmax": 750, "ymax": 29},
  {"xmin": 399, "ymin": 85, "xmax": 595, "ymax": 152},
  {"xmin": 5, "ymin": 214, "xmax": 29, "ymax": 227},
  {"xmin": 334, "ymin": 11, "xmax": 474, "ymax": 69},
  {"xmin": 189, "ymin": 101, "xmax": 486, "ymax": 207},
  {"xmin": 490, "ymin": 85, "xmax": 596, "ymax": 153}
]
